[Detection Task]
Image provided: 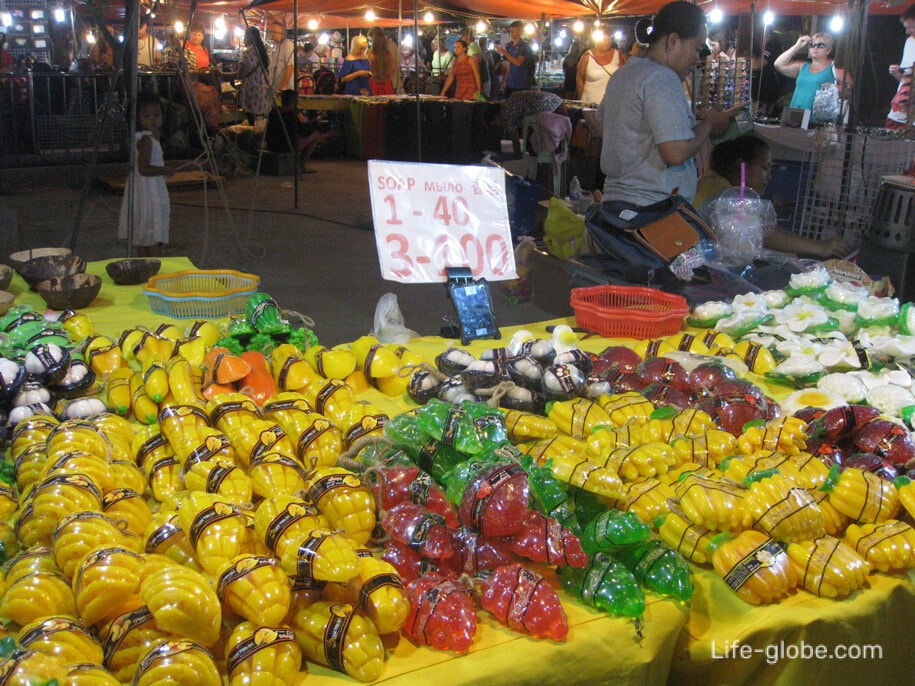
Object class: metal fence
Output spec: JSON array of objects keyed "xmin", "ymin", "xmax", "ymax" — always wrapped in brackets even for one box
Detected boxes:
[
  {"xmin": 1, "ymin": 70, "xmax": 174, "ymax": 160},
  {"xmin": 793, "ymin": 128, "xmax": 915, "ymax": 249}
]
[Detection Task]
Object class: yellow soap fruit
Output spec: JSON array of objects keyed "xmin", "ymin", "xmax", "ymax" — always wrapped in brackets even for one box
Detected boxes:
[
  {"xmin": 4, "ymin": 545, "xmax": 60, "ymax": 584},
  {"xmin": 732, "ymin": 340, "xmax": 777, "ymax": 374},
  {"xmin": 631, "ymin": 338, "xmax": 675, "ymax": 359},
  {"xmin": 0, "ymin": 482, "xmax": 18, "ymax": 519},
  {"xmin": 51, "ymin": 511, "xmax": 139, "ymax": 579},
  {"xmin": 108, "ymin": 459, "xmax": 148, "ymax": 495},
  {"xmin": 348, "ymin": 554, "xmax": 410, "ymax": 634},
  {"xmin": 656, "ymin": 504, "xmax": 717, "ymax": 565},
  {"xmin": 843, "ymin": 519, "xmax": 915, "ymax": 573},
  {"xmin": 47, "ymin": 419, "xmax": 113, "ymax": 461},
  {"xmin": 290, "ymin": 601, "xmax": 385, "ymax": 682},
  {"xmin": 302, "ymin": 378, "xmax": 357, "ymax": 425},
  {"xmin": 786, "ymin": 535, "xmax": 870, "ymax": 598},
  {"xmin": 177, "ymin": 491, "xmax": 248, "ymax": 575},
  {"xmin": 186, "ymin": 320, "xmax": 222, "ymax": 348},
  {"xmin": 98, "ymin": 602, "xmax": 170, "ymax": 682},
  {"xmin": 0, "ymin": 649, "xmax": 69, "ymax": 686},
  {"xmin": 207, "ymin": 393, "xmax": 260, "ymax": 438},
  {"xmin": 0, "ymin": 570, "xmax": 77, "ymax": 625},
  {"xmin": 596, "ymin": 391, "xmax": 656, "ymax": 427},
  {"xmin": 822, "ymin": 466, "xmax": 901, "ymax": 524},
  {"xmin": 60, "ymin": 309, "xmax": 95, "ymax": 341},
  {"xmin": 158, "ymin": 404, "xmax": 212, "ymax": 462},
  {"xmin": 139, "ymin": 562, "xmax": 222, "ymax": 646},
  {"xmin": 599, "ymin": 442, "xmax": 677, "ymax": 480},
  {"xmin": 339, "ymin": 404, "xmax": 389, "ymax": 449},
  {"xmin": 145, "ymin": 451, "xmax": 184, "ymax": 504},
  {"xmin": 253, "ymin": 495, "xmax": 330, "ymax": 558},
  {"xmin": 63, "ymin": 662, "xmax": 123, "ymax": 685},
  {"xmin": 143, "ymin": 510, "xmax": 201, "ymax": 571},
  {"xmin": 614, "ymin": 477, "xmax": 677, "ymax": 525},
  {"xmin": 247, "ymin": 451, "xmax": 309, "ymax": 500},
  {"xmin": 0, "ymin": 520, "xmax": 19, "ymax": 562},
  {"xmin": 224, "ymin": 622, "xmax": 303, "ymax": 686},
  {"xmin": 184, "ymin": 458, "xmax": 254, "ymax": 507},
  {"xmin": 12, "ymin": 443, "xmax": 47, "ymax": 493},
  {"xmin": 710, "ymin": 530, "xmax": 798, "ymax": 605},
  {"xmin": 664, "ymin": 331, "xmax": 711, "ymax": 355},
  {"xmin": 279, "ymin": 528, "xmax": 361, "ymax": 583},
  {"xmin": 303, "ymin": 467, "xmax": 376, "ymax": 545},
  {"xmin": 304, "ymin": 344, "xmax": 358, "ymax": 380},
  {"xmin": 73, "ymin": 546, "xmax": 145, "ymax": 627},
  {"xmin": 17, "ymin": 473, "xmax": 103, "ymax": 548},
  {"xmin": 11, "ymin": 415, "xmax": 58, "ymax": 458},
  {"xmin": 17, "ymin": 615, "xmax": 105, "ymax": 665},
  {"xmin": 132, "ymin": 639, "xmax": 222, "ymax": 686},
  {"xmin": 215, "ymin": 554, "xmax": 292, "ymax": 626},
  {"xmin": 744, "ymin": 470, "xmax": 826, "ymax": 543},
  {"xmin": 42, "ymin": 448, "xmax": 111, "ymax": 494},
  {"xmin": 808, "ymin": 488, "xmax": 850, "ymax": 536},
  {"xmin": 671, "ymin": 430, "xmax": 739, "ymax": 468},
  {"xmin": 675, "ymin": 472, "xmax": 753, "ymax": 533},
  {"xmin": 132, "ymin": 424, "xmax": 172, "ymax": 472},
  {"xmin": 102, "ymin": 488, "xmax": 154, "ymax": 536},
  {"xmin": 88, "ymin": 412, "xmax": 135, "ymax": 460},
  {"xmin": 228, "ymin": 419, "xmax": 297, "ymax": 468}
]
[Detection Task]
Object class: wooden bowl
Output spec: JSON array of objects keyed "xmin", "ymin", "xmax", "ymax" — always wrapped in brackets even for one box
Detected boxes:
[
  {"xmin": 9, "ymin": 247, "xmax": 72, "ymax": 271},
  {"xmin": 18, "ymin": 255, "xmax": 86, "ymax": 291},
  {"xmin": 106, "ymin": 258, "xmax": 161, "ymax": 285},
  {"xmin": 0, "ymin": 265, "xmax": 12, "ymax": 291},
  {"xmin": 0, "ymin": 290, "xmax": 14, "ymax": 315},
  {"xmin": 36, "ymin": 274, "xmax": 102, "ymax": 311}
]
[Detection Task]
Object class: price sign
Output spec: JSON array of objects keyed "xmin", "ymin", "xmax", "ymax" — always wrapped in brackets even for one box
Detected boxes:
[{"xmin": 367, "ymin": 160, "xmax": 517, "ymax": 283}]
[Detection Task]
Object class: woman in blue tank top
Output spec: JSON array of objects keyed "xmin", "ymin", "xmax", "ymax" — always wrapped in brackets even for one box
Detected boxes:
[{"xmin": 773, "ymin": 32, "xmax": 850, "ymax": 110}]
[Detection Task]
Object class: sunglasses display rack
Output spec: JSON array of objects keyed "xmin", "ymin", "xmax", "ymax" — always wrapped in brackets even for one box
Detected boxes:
[{"xmin": 695, "ymin": 55, "xmax": 751, "ymax": 115}]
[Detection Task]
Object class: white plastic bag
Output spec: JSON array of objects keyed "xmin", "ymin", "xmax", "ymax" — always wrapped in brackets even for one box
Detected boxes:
[
  {"xmin": 373, "ymin": 292, "xmax": 419, "ymax": 344},
  {"xmin": 711, "ymin": 187, "xmax": 777, "ymax": 263}
]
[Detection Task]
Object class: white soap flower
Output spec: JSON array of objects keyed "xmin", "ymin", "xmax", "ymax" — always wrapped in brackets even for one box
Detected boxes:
[
  {"xmin": 772, "ymin": 354, "xmax": 825, "ymax": 378},
  {"xmin": 788, "ymin": 265, "xmax": 831, "ymax": 290},
  {"xmin": 692, "ymin": 300, "xmax": 732, "ymax": 321},
  {"xmin": 731, "ymin": 292, "xmax": 769, "ymax": 312},
  {"xmin": 866, "ymin": 384, "xmax": 915, "ymax": 418},
  {"xmin": 825, "ymin": 281, "xmax": 869, "ymax": 308},
  {"xmin": 774, "ymin": 301, "xmax": 830, "ymax": 333},
  {"xmin": 856, "ymin": 295, "xmax": 900, "ymax": 323},
  {"xmin": 818, "ymin": 372, "xmax": 868, "ymax": 402},
  {"xmin": 763, "ymin": 290, "xmax": 790, "ymax": 309}
]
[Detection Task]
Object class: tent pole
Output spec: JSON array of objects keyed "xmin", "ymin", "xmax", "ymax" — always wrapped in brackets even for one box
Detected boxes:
[
  {"xmin": 294, "ymin": 0, "xmax": 299, "ymax": 209},
  {"xmin": 748, "ymin": 2, "xmax": 756, "ymax": 118},
  {"xmin": 415, "ymin": 0, "xmax": 421, "ymax": 161}
]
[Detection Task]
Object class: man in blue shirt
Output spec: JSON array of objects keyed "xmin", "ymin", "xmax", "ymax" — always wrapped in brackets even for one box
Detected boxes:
[{"xmin": 495, "ymin": 20, "xmax": 535, "ymax": 96}]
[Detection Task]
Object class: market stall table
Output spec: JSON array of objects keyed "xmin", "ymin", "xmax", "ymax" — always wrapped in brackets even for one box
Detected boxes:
[{"xmin": 3, "ymin": 269, "xmax": 914, "ymax": 684}]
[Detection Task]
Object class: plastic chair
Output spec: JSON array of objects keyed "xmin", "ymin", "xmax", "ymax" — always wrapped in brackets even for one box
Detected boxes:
[{"xmin": 521, "ymin": 113, "xmax": 570, "ymax": 198}]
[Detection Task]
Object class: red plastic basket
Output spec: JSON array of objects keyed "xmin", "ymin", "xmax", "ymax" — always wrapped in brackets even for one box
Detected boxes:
[{"xmin": 570, "ymin": 285, "xmax": 689, "ymax": 339}]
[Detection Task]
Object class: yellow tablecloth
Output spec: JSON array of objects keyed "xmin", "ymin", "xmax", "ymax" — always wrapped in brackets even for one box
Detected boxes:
[
  {"xmin": 6, "ymin": 261, "xmax": 914, "ymax": 683},
  {"xmin": 7, "ymin": 256, "xmax": 204, "ymax": 336}
]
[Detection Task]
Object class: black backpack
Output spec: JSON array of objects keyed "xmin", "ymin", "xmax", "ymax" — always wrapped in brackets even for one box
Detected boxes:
[{"xmin": 313, "ymin": 67, "xmax": 337, "ymax": 95}]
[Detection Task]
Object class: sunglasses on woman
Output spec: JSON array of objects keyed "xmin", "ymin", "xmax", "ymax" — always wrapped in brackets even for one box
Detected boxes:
[{"xmin": 809, "ymin": 42, "xmax": 828, "ymax": 49}]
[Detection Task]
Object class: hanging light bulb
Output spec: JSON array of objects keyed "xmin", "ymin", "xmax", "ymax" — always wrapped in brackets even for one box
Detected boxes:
[
  {"xmin": 614, "ymin": 30, "xmax": 623, "ymax": 41},
  {"xmin": 307, "ymin": 18, "xmax": 319, "ymax": 31},
  {"xmin": 763, "ymin": 10, "xmax": 775, "ymax": 26},
  {"xmin": 476, "ymin": 20, "xmax": 487, "ymax": 34},
  {"xmin": 424, "ymin": 11, "xmax": 434, "ymax": 23},
  {"xmin": 830, "ymin": 14, "xmax": 844, "ymax": 32},
  {"xmin": 592, "ymin": 28, "xmax": 604, "ymax": 42},
  {"xmin": 175, "ymin": 21, "xmax": 185, "ymax": 34},
  {"xmin": 86, "ymin": 31, "xmax": 96, "ymax": 44},
  {"xmin": 593, "ymin": 18, "xmax": 600, "ymax": 27},
  {"xmin": 524, "ymin": 22, "xmax": 535, "ymax": 36},
  {"xmin": 531, "ymin": 41, "xmax": 539, "ymax": 52},
  {"xmin": 233, "ymin": 26, "xmax": 244, "ymax": 39},
  {"xmin": 318, "ymin": 33, "xmax": 330, "ymax": 45},
  {"xmin": 708, "ymin": 7, "xmax": 724, "ymax": 24},
  {"xmin": 1, "ymin": 13, "xmax": 12, "ymax": 28},
  {"xmin": 553, "ymin": 35, "xmax": 564, "ymax": 47},
  {"xmin": 572, "ymin": 19, "xmax": 584, "ymax": 34},
  {"xmin": 559, "ymin": 29, "xmax": 567, "ymax": 38},
  {"xmin": 214, "ymin": 16, "xmax": 227, "ymax": 40},
  {"xmin": 365, "ymin": 9, "xmax": 376, "ymax": 21},
  {"xmin": 403, "ymin": 33, "xmax": 414, "ymax": 48},
  {"xmin": 53, "ymin": 8, "xmax": 65, "ymax": 23}
]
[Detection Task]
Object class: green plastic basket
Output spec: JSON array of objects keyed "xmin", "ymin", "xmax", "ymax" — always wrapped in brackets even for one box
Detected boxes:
[{"xmin": 143, "ymin": 269, "xmax": 260, "ymax": 319}]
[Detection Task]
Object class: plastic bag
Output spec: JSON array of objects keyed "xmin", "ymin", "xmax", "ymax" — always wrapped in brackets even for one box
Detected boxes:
[
  {"xmin": 711, "ymin": 187, "xmax": 776, "ymax": 264},
  {"xmin": 543, "ymin": 196, "xmax": 586, "ymax": 260},
  {"xmin": 504, "ymin": 236, "xmax": 536, "ymax": 303},
  {"xmin": 373, "ymin": 293, "xmax": 419, "ymax": 344},
  {"xmin": 811, "ymin": 82, "xmax": 840, "ymax": 125}
]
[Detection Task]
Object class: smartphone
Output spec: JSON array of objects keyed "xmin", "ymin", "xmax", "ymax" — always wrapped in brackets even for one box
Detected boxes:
[{"xmin": 449, "ymin": 279, "xmax": 501, "ymax": 345}]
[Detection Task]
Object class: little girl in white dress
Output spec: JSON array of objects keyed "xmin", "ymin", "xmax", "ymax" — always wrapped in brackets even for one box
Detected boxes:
[{"xmin": 118, "ymin": 90, "xmax": 175, "ymax": 257}]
